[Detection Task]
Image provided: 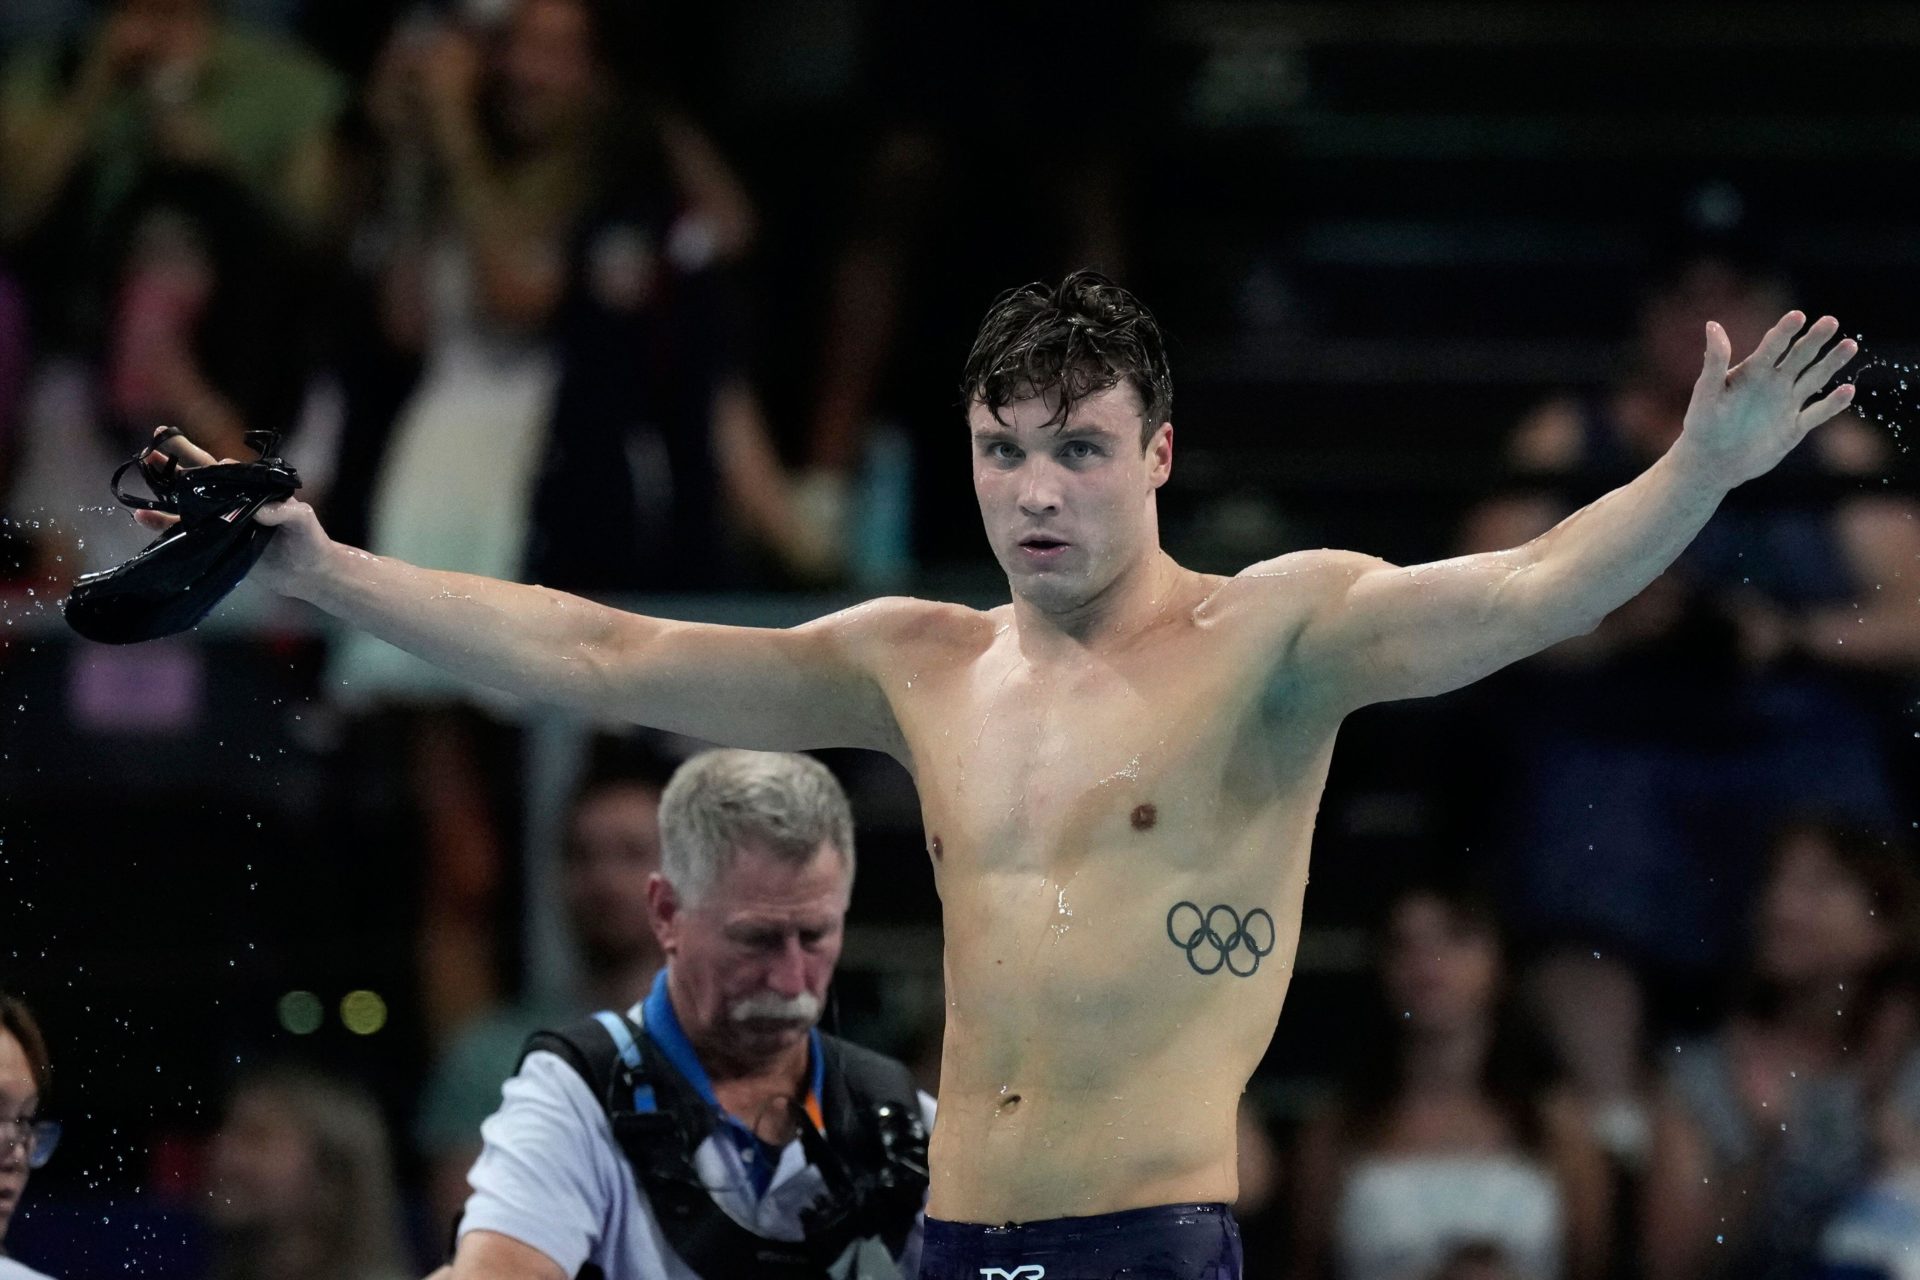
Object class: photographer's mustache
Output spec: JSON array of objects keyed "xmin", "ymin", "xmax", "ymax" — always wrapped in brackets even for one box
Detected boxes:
[{"xmin": 727, "ymin": 992, "xmax": 821, "ymax": 1026}]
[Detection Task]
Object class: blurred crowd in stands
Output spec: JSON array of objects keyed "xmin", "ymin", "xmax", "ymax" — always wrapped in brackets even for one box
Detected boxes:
[{"xmin": 4, "ymin": 2, "xmax": 1920, "ymax": 1279}]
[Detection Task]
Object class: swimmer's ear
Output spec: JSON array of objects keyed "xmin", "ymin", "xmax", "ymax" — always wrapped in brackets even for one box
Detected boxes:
[{"xmin": 1699, "ymin": 320, "xmax": 1733, "ymax": 391}]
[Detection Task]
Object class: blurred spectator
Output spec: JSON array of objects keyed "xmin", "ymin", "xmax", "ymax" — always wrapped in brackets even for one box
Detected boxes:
[
  {"xmin": 327, "ymin": 0, "xmax": 817, "ymax": 706},
  {"xmin": 1459, "ymin": 253, "xmax": 1913, "ymax": 1139},
  {"xmin": 1290, "ymin": 883, "xmax": 1610, "ymax": 1280},
  {"xmin": 0, "ymin": 994, "xmax": 57, "ymax": 1280},
  {"xmin": 792, "ymin": 1, "xmax": 1146, "ymax": 577},
  {"xmin": 1431, "ymin": 1242, "xmax": 1526, "ymax": 1280},
  {"xmin": 204, "ymin": 1065, "xmax": 410, "ymax": 1280},
  {"xmin": 1814, "ymin": 1015, "xmax": 1920, "ymax": 1280},
  {"xmin": 0, "ymin": 0, "xmax": 342, "ymax": 577},
  {"xmin": 0, "ymin": 0, "xmax": 343, "ymax": 259},
  {"xmin": 325, "ymin": 0, "xmax": 606, "ymax": 704},
  {"xmin": 415, "ymin": 739, "xmax": 669, "ymax": 1237},
  {"xmin": 1818, "ymin": 1146, "xmax": 1920, "ymax": 1279},
  {"xmin": 1642, "ymin": 819, "xmax": 1920, "ymax": 1280},
  {"xmin": 316, "ymin": 3, "xmax": 822, "ymax": 1049},
  {"xmin": 0, "ymin": 261, "xmax": 42, "ymax": 591}
]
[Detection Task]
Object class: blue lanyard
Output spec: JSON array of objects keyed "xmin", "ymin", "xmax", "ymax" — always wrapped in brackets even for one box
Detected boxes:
[{"xmin": 625, "ymin": 970, "xmax": 825, "ymax": 1196}]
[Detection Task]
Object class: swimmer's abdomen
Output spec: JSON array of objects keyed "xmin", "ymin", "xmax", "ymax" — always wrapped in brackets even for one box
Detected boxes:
[{"xmin": 927, "ymin": 810, "xmax": 1314, "ymax": 1221}]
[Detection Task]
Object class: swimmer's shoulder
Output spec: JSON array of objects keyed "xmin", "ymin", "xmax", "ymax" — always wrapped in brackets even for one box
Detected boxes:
[
  {"xmin": 1207, "ymin": 548, "xmax": 1389, "ymax": 621},
  {"xmin": 803, "ymin": 594, "xmax": 1001, "ymax": 666},
  {"xmin": 1199, "ymin": 551, "xmax": 1396, "ymax": 685}
]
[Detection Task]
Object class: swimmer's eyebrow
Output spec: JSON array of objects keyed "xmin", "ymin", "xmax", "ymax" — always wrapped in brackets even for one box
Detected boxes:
[{"xmin": 971, "ymin": 424, "xmax": 1120, "ymax": 443}]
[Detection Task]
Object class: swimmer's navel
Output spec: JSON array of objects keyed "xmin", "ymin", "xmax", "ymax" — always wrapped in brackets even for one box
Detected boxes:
[
  {"xmin": 930, "ymin": 834, "xmax": 944, "ymax": 861},
  {"xmin": 1131, "ymin": 803, "xmax": 1158, "ymax": 832},
  {"xmin": 995, "ymin": 1091, "xmax": 1022, "ymax": 1116}
]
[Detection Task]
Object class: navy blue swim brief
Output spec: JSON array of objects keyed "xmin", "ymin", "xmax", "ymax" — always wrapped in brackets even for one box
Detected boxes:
[{"xmin": 918, "ymin": 1201, "xmax": 1242, "ymax": 1280}]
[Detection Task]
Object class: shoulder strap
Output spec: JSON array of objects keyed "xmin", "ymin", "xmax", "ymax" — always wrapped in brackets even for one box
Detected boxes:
[
  {"xmin": 819, "ymin": 1033, "xmax": 921, "ymax": 1125},
  {"xmin": 524, "ymin": 1012, "xmax": 849, "ymax": 1279},
  {"xmin": 813, "ymin": 1034, "xmax": 930, "ymax": 1256}
]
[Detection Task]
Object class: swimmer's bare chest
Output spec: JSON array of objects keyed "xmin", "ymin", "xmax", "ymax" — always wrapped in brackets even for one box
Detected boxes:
[
  {"xmin": 898, "ymin": 594, "xmax": 1336, "ymax": 875},
  {"xmin": 905, "ymin": 610, "xmax": 1335, "ymax": 1039},
  {"xmin": 881, "ymin": 595, "xmax": 1344, "ymax": 1217}
]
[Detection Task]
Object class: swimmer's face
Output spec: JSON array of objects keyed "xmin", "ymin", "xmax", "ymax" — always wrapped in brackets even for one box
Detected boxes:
[
  {"xmin": 650, "ymin": 842, "xmax": 849, "ymax": 1065},
  {"xmin": 563, "ymin": 783, "xmax": 665, "ymax": 974},
  {"xmin": 1382, "ymin": 895, "xmax": 1502, "ymax": 1032},
  {"xmin": 0, "ymin": 1029, "xmax": 36, "ymax": 1242},
  {"xmin": 1758, "ymin": 834, "xmax": 1890, "ymax": 986},
  {"xmin": 970, "ymin": 381, "xmax": 1172, "ymax": 613}
]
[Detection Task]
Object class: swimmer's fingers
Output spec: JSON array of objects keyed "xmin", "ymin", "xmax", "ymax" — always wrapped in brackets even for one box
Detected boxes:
[
  {"xmin": 131, "ymin": 427, "xmax": 218, "ymax": 520},
  {"xmin": 1696, "ymin": 321, "xmax": 1733, "ymax": 392},
  {"xmin": 1794, "ymin": 332, "xmax": 1859, "ymax": 393},
  {"xmin": 144, "ymin": 425, "xmax": 219, "ymax": 469},
  {"xmin": 129, "ymin": 427, "xmax": 296, "ymax": 531},
  {"xmin": 1780, "ymin": 314, "xmax": 1843, "ymax": 380},
  {"xmin": 1798, "ymin": 381, "xmax": 1857, "ymax": 433},
  {"xmin": 251, "ymin": 496, "xmax": 306, "ymax": 525},
  {"xmin": 133, "ymin": 508, "xmax": 180, "ymax": 532},
  {"xmin": 131, "ymin": 487, "xmax": 293, "ymax": 530},
  {"xmin": 1730, "ymin": 310, "xmax": 1806, "ymax": 381},
  {"xmin": 1704, "ymin": 320, "xmax": 1735, "ymax": 391}
]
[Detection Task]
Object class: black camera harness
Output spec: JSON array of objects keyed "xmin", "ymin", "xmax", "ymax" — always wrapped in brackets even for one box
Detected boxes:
[{"xmin": 522, "ymin": 1007, "xmax": 930, "ymax": 1280}]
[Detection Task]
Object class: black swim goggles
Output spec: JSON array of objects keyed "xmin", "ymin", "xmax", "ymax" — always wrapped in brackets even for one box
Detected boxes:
[{"xmin": 63, "ymin": 426, "xmax": 301, "ymax": 644}]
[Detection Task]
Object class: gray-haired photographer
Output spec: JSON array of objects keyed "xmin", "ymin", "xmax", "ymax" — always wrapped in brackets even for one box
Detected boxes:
[{"xmin": 441, "ymin": 749, "xmax": 932, "ymax": 1280}]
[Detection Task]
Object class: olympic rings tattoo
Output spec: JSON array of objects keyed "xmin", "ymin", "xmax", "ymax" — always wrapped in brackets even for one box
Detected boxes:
[{"xmin": 1165, "ymin": 901, "xmax": 1276, "ymax": 977}]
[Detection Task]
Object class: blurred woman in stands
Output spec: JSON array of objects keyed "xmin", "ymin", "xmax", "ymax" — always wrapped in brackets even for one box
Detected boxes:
[
  {"xmin": 204, "ymin": 1066, "xmax": 411, "ymax": 1280},
  {"xmin": 1291, "ymin": 882, "xmax": 1610, "ymax": 1280},
  {"xmin": 1643, "ymin": 819, "xmax": 1920, "ymax": 1280}
]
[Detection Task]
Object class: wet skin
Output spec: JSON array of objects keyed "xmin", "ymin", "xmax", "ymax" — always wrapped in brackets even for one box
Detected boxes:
[
  {"xmin": 220, "ymin": 310, "xmax": 1857, "ymax": 1227},
  {"xmin": 769, "ymin": 311, "xmax": 1855, "ymax": 1221},
  {"xmin": 836, "ymin": 382, "xmax": 1348, "ymax": 1218},
  {"xmin": 880, "ymin": 576, "xmax": 1335, "ymax": 1222}
]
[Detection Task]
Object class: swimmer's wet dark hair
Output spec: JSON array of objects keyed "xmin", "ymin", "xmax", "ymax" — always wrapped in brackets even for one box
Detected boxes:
[{"xmin": 962, "ymin": 270, "xmax": 1172, "ymax": 446}]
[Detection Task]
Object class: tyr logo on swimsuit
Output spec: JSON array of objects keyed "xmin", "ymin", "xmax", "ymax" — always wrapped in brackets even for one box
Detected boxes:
[{"xmin": 978, "ymin": 1268, "xmax": 1046, "ymax": 1280}]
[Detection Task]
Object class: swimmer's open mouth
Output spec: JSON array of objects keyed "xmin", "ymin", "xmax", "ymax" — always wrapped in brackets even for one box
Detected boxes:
[{"xmin": 1019, "ymin": 537, "xmax": 1069, "ymax": 550}]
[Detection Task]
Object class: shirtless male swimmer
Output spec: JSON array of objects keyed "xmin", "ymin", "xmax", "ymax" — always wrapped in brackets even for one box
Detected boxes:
[{"xmin": 141, "ymin": 272, "xmax": 1860, "ymax": 1279}]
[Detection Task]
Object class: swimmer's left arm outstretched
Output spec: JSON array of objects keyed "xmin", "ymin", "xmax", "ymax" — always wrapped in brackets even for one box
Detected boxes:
[{"xmin": 1274, "ymin": 310, "xmax": 1859, "ymax": 710}]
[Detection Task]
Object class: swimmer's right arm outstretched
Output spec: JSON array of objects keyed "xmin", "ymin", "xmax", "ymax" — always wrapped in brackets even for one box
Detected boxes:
[{"xmin": 136, "ymin": 434, "xmax": 904, "ymax": 755}]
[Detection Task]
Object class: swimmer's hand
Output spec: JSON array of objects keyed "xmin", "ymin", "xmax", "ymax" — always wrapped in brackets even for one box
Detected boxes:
[
  {"xmin": 130, "ymin": 429, "xmax": 332, "ymax": 596},
  {"xmin": 1677, "ymin": 311, "xmax": 1858, "ymax": 487}
]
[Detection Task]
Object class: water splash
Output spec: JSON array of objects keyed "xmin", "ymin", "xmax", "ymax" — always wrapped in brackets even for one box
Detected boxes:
[{"xmin": 1842, "ymin": 343, "xmax": 1920, "ymax": 455}]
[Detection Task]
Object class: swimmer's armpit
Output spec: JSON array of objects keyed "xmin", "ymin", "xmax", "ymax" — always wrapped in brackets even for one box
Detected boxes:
[{"xmin": 1165, "ymin": 901, "xmax": 1276, "ymax": 977}]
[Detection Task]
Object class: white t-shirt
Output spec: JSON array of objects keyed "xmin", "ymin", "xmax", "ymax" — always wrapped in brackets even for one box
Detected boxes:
[
  {"xmin": 0, "ymin": 1254, "xmax": 57, "ymax": 1280},
  {"xmin": 461, "ymin": 1047, "xmax": 934, "ymax": 1280}
]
